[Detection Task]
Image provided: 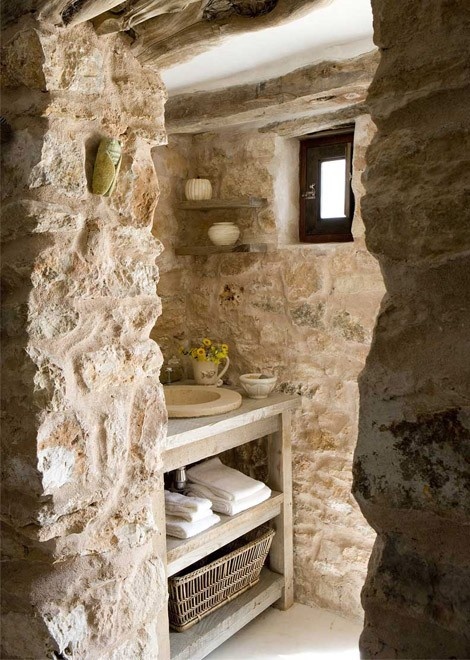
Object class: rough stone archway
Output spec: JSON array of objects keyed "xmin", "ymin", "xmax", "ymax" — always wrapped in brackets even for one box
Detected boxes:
[
  {"xmin": 1, "ymin": 15, "xmax": 169, "ymax": 658},
  {"xmin": 353, "ymin": 1, "xmax": 470, "ymax": 657}
]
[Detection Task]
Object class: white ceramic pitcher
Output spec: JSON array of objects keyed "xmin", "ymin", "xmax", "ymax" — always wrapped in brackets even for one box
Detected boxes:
[{"xmin": 192, "ymin": 357, "xmax": 230, "ymax": 386}]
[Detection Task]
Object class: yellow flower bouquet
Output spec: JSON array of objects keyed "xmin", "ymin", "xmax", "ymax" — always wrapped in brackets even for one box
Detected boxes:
[{"xmin": 180, "ymin": 338, "xmax": 229, "ymax": 365}]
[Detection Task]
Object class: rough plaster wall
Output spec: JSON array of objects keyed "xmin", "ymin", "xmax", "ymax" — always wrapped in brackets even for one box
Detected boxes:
[
  {"xmin": 152, "ymin": 118, "xmax": 385, "ymax": 619},
  {"xmin": 151, "ymin": 137, "xmax": 193, "ymax": 363},
  {"xmin": 1, "ymin": 18, "xmax": 168, "ymax": 659},
  {"xmin": 352, "ymin": 1, "xmax": 470, "ymax": 657}
]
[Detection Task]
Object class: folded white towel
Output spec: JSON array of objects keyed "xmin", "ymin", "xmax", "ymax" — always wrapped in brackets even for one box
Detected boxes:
[
  {"xmin": 186, "ymin": 457, "xmax": 265, "ymax": 501},
  {"xmin": 188, "ymin": 483, "xmax": 272, "ymax": 516},
  {"xmin": 164, "ymin": 490, "xmax": 212, "ymax": 517},
  {"xmin": 165, "ymin": 506, "xmax": 214, "ymax": 523},
  {"xmin": 165, "ymin": 513, "xmax": 221, "ymax": 539}
]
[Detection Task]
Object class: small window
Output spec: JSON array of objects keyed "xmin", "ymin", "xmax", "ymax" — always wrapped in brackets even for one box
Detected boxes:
[{"xmin": 299, "ymin": 131, "xmax": 354, "ymax": 243}]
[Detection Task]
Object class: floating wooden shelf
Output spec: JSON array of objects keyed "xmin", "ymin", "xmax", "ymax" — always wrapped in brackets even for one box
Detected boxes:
[
  {"xmin": 170, "ymin": 568, "xmax": 283, "ymax": 660},
  {"xmin": 166, "ymin": 492, "xmax": 283, "ymax": 577},
  {"xmin": 175, "ymin": 243, "xmax": 271, "ymax": 256},
  {"xmin": 179, "ymin": 197, "xmax": 266, "ymax": 210}
]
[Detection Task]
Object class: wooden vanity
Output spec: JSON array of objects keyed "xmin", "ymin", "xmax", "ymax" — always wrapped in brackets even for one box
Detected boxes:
[{"xmin": 153, "ymin": 392, "xmax": 300, "ymax": 660}]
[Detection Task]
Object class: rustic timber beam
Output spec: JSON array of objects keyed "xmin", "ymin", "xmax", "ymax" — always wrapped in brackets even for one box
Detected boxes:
[
  {"xmin": 165, "ymin": 50, "xmax": 378, "ymax": 134},
  {"xmin": 261, "ymin": 103, "xmax": 368, "ymax": 137},
  {"xmin": 65, "ymin": 0, "xmax": 127, "ymax": 27},
  {"xmin": 37, "ymin": 0, "xmax": 70, "ymax": 23},
  {"xmin": 38, "ymin": 0, "xmax": 127, "ymax": 26},
  {"xmin": 94, "ymin": 0, "xmax": 282, "ymax": 34},
  {"xmin": 132, "ymin": 0, "xmax": 332, "ymax": 69},
  {"xmin": 93, "ymin": 0, "xmax": 201, "ymax": 35}
]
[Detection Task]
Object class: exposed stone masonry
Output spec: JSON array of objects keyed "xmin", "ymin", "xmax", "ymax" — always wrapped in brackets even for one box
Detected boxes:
[
  {"xmin": 3, "ymin": 0, "xmax": 468, "ymax": 655},
  {"xmin": 1, "ymin": 18, "xmax": 168, "ymax": 658},
  {"xmin": 353, "ymin": 0, "xmax": 470, "ymax": 657},
  {"xmin": 152, "ymin": 117, "xmax": 385, "ymax": 620}
]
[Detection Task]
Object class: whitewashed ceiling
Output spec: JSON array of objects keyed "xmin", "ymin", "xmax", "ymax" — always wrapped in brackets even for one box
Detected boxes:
[{"xmin": 162, "ymin": 0, "xmax": 374, "ymax": 95}]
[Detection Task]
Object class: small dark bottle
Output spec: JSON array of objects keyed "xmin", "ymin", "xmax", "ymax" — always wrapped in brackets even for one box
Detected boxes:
[{"xmin": 173, "ymin": 466, "xmax": 187, "ymax": 493}]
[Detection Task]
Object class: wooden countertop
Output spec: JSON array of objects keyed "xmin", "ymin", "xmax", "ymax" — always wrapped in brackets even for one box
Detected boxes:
[{"xmin": 166, "ymin": 391, "xmax": 300, "ymax": 447}]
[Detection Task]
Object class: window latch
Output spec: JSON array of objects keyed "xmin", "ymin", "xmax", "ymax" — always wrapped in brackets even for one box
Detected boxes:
[{"xmin": 301, "ymin": 183, "xmax": 316, "ymax": 200}]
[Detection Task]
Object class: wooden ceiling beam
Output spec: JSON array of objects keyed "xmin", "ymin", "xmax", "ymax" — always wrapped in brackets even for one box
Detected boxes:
[
  {"xmin": 261, "ymin": 103, "xmax": 368, "ymax": 137},
  {"xmin": 165, "ymin": 50, "xmax": 378, "ymax": 134},
  {"xmin": 132, "ymin": 0, "xmax": 332, "ymax": 69},
  {"xmin": 65, "ymin": 0, "xmax": 124, "ymax": 26},
  {"xmin": 93, "ymin": 0, "xmax": 201, "ymax": 35},
  {"xmin": 38, "ymin": 0, "xmax": 126, "ymax": 26}
]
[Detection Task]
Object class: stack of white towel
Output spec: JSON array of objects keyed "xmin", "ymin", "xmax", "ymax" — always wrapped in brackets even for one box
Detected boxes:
[
  {"xmin": 165, "ymin": 490, "xmax": 220, "ymax": 539},
  {"xmin": 187, "ymin": 457, "xmax": 271, "ymax": 516}
]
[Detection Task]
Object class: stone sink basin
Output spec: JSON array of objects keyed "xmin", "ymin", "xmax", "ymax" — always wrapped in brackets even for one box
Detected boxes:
[{"xmin": 164, "ymin": 385, "xmax": 242, "ymax": 418}]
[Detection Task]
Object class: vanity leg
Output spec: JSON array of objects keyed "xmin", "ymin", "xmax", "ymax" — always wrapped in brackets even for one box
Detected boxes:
[
  {"xmin": 153, "ymin": 480, "xmax": 171, "ymax": 660},
  {"xmin": 267, "ymin": 410, "xmax": 294, "ymax": 610}
]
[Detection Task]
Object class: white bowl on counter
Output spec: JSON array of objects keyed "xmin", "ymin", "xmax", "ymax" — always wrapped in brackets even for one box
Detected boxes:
[{"xmin": 239, "ymin": 373, "xmax": 277, "ymax": 399}]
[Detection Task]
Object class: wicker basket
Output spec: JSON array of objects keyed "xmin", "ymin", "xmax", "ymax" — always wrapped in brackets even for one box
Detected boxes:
[{"xmin": 168, "ymin": 527, "xmax": 275, "ymax": 632}]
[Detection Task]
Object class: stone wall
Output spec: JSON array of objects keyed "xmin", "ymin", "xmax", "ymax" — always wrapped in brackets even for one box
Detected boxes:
[
  {"xmin": 152, "ymin": 117, "xmax": 385, "ymax": 619},
  {"xmin": 353, "ymin": 1, "xmax": 470, "ymax": 657},
  {"xmin": 1, "ymin": 18, "xmax": 168, "ymax": 659}
]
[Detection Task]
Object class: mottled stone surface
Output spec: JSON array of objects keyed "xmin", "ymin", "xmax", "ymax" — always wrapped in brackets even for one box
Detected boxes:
[
  {"xmin": 152, "ymin": 117, "xmax": 385, "ymax": 619},
  {"xmin": 1, "ymin": 17, "xmax": 167, "ymax": 659},
  {"xmin": 353, "ymin": 0, "xmax": 470, "ymax": 657}
]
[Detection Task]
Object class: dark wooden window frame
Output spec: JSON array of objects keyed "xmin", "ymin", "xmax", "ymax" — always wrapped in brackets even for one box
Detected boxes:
[{"xmin": 299, "ymin": 131, "xmax": 355, "ymax": 243}]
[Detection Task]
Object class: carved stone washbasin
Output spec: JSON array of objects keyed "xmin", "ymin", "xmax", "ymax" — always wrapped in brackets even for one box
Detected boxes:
[{"xmin": 164, "ymin": 385, "xmax": 243, "ymax": 418}]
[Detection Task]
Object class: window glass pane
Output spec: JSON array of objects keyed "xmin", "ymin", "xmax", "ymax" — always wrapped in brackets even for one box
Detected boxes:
[{"xmin": 320, "ymin": 158, "xmax": 346, "ymax": 219}]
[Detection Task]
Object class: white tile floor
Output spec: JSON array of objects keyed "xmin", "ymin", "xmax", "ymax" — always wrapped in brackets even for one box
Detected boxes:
[{"xmin": 206, "ymin": 603, "xmax": 361, "ymax": 660}]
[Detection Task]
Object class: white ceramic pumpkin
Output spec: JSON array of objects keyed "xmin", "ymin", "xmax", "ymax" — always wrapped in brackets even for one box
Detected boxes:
[{"xmin": 184, "ymin": 178, "xmax": 212, "ymax": 201}]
